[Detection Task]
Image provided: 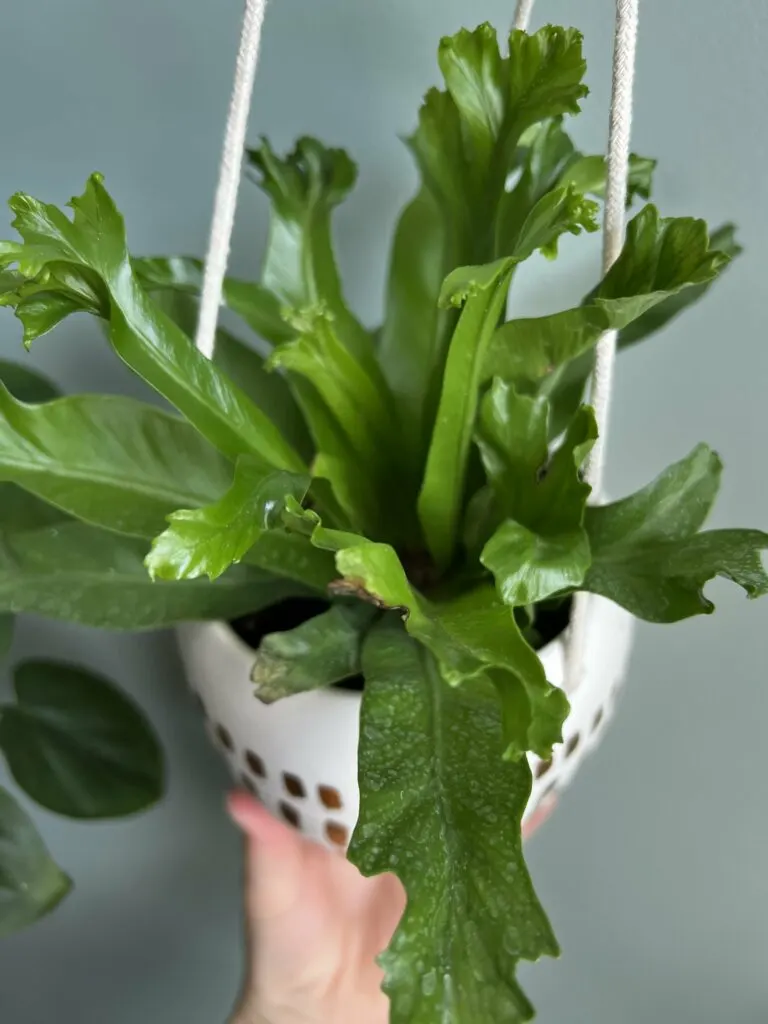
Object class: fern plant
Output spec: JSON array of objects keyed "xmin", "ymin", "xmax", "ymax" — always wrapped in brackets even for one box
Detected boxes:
[{"xmin": 0, "ymin": 23, "xmax": 765, "ymax": 1023}]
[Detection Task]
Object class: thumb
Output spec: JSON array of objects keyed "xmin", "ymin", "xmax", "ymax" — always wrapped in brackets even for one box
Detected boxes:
[{"xmin": 227, "ymin": 791, "xmax": 307, "ymax": 922}]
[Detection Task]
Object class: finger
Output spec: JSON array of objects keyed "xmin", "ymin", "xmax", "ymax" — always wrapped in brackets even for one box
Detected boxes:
[
  {"xmin": 365, "ymin": 871, "xmax": 407, "ymax": 954},
  {"xmin": 227, "ymin": 791, "xmax": 307, "ymax": 923}
]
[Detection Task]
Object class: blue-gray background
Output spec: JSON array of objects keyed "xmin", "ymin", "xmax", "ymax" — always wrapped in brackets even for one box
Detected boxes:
[{"xmin": 1, "ymin": 1, "xmax": 767, "ymax": 1021}]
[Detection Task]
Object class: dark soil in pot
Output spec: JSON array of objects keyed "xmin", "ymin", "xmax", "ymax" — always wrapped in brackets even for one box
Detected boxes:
[{"xmin": 230, "ymin": 594, "xmax": 571, "ymax": 693}]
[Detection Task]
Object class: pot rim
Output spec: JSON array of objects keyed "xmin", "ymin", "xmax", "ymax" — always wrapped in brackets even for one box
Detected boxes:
[{"xmin": 186, "ymin": 604, "xmax": 573, "ymax": 704}]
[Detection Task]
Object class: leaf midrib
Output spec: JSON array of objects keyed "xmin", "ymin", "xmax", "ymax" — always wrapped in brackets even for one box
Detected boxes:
[
  {"xmin": 423, "ymin": 645, "xmax": 463, "ymax": 978},
  {"xmin": 0, "ymin": 452, "xmax": 221, "ymax": 515}
]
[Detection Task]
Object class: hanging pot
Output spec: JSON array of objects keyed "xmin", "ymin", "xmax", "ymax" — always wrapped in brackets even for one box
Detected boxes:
[{"xmin": 177, "ymin": 595, "xmax": 633, "ymax": 851}]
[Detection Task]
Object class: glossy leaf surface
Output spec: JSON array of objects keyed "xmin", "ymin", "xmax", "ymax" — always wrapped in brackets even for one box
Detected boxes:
[
  {"xmin": 485, "ymin": 206, "xmax": 731, "ymax": 383},
  {"xmin": 584, "ymin": 446, "xmax": 768, "ymax": 620},
  {"xmin": 0, "ymin": 521, "xmax": 300, "ymax": 629},
  {"xmin": 380, "ymin": 25, "xmax": 590, "ymax": 475},
  {"xmin": 146, "ymin": 459, "xmax": 314, "ymax": 583},
  {"xmin": 350, "ymin": 622, "xmax": 558, "ymax": 1024},
  {"xmin": 0, "ymin": 388, "xmax": 232, "ymax": 537},
  {"xmin": 0, "ymin": 176, "xmax": 305, "ymax": 471},
  {"xmin": 481, "ymin": 520, "xmax": 589, "ymax": 606},
  {"xmin": 247, "ymin": 137, "xmax": 376, "ymax": 373},
  {"xmin": 134, "ymin": 255, "xmax": 294, "ymax": 344}
]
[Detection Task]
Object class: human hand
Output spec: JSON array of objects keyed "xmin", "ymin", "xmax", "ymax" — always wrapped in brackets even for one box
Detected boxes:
[
  {"xmin": 227, "ymin": 792, "xmax": 405, "ymax": 1024},
  {"xmin": 227, "ymin": 789, "xmax": 557, "ymax": 1024}
]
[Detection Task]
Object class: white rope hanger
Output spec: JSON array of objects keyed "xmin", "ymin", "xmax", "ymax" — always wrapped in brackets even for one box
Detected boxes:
[
  {"xmin": 512, "ymin": 0, "xmax": 639, "ymax": 495},
  {"xmin": 195, "ymin": 0, "xmax": 268, "ymax": 360},
  {"xmin": 566, "ymin": 0, "xmax": 641, "ymax": 692},
  {"xmin": 511, "ymin": 0, "xmax": 641, "ymax": 690},
  {"xmin": 513, "ymin": 0, "xmax": 536, "ymax": 31},
  {"xmin": 585, "ymin": 0, "xmax": 640, "ymax": 494}
]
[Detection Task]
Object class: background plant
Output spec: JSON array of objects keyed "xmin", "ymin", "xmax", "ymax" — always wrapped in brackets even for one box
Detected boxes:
[
  {"xmin": 0, "ymin": 22, "xmax": 765, "ymax": 1023},
  {"xmin": 0, "ymin": 501, "xmax": 162, "ymax": 939}
]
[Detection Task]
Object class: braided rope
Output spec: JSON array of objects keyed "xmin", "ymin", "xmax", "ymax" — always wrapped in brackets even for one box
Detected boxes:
[
  {"xmin": 565, "ymin": 0, "xmax": 640, "ymax": 694},
  {"xmin": 195, "ymin": 0, "xmax": 268, "ymax": 359},
  {"xmin": 513, "ymin": 0, "xmax": 535, "ymax": 31},
  {"xmin": 585, "ymin": 0, "xmax": 640, "ymax": 492}
]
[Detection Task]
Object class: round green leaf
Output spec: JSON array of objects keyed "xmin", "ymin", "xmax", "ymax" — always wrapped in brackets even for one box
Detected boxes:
[
  {"xmin": 0, "ymin": 660, "xmax": 165, "ymax": 819},
  {"xmin": 0, "ymin": 786, "xmax": 72, "ymax": 937}
]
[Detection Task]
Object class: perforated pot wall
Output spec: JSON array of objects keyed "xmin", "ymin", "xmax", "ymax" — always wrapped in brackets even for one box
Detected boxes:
[{"xmin": 177, "ymin": 596, "xmax": 634, "ymax": 851}]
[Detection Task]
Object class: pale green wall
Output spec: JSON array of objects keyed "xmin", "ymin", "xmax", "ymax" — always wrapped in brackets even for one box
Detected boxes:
[{"xmin": 1, "ymin": 1, "xmax": 767, "ymax": 1021}]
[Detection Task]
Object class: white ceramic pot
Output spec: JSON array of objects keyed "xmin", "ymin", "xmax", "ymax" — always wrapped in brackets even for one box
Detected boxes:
[{"xmin": 177, "ymin": 595, "xmax": 634, "ymax": 851}]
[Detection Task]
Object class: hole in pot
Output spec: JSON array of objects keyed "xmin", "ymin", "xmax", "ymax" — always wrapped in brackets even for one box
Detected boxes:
[
  {"xmin": 592, "ymin": 707, "xmax": 605, "ymax": 732},
  {"xmin": 279, "ymin": 802, "xmax": 301, "ymax": 829},
  {"xmin": 318, "ymin": 785, "xmax": 343, "ymax": 810},
  {"xmin": 245, "ymin": 750, "xmax": 267, "ymax": 778},
  {"xmin": 283, "ymin": 773, "xmax": 306, "ymax": 799},
  {"xmin": 215, "ymin": 724, "xmax": 234, "ymax": 751},
  {"xmin": 240, "ymin": 774, "xmax": 260, "ymax": 799},
  {"xmin": 325, "ymin": 821, "xmax": 348, "ymax": 847},
  {"xmin": 535, "ymin": 759, "xmax": 553, "ymax": 779},
  {"xmin": 565, "ymin": 733, "xmax": 580, "ymax": 757}
]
